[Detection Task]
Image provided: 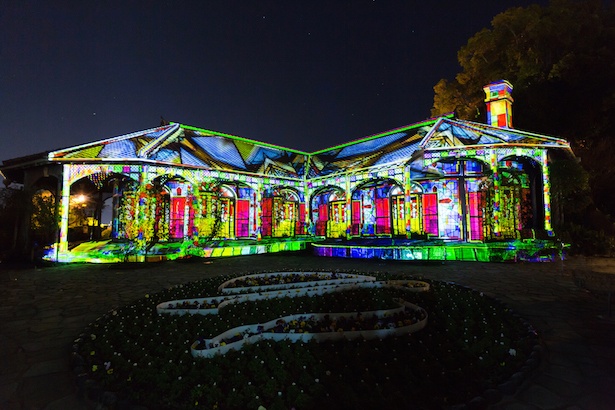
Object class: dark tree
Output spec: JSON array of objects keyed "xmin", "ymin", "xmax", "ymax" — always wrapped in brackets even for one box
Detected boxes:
[
  {"xmin": 0, "ymin": 184, "xmax": 29, "ymax": 260},
  {"xmin": 432, "ymin": 0, "xmax": 615, "ymax": 219}
]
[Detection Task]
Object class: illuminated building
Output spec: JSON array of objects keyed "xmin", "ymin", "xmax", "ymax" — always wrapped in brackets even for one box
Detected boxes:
[{"xmin": 0, "ymin": 81, "xmax": 573, "ymax": 262}]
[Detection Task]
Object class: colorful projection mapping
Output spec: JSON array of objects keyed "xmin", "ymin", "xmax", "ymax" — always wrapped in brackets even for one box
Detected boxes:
[{"xmin": 0, "ymin": 81, "xmax": 573, "ymax": 263}]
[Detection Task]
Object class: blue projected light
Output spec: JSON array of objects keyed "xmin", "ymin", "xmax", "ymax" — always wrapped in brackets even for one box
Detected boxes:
[
  {"xmin": 245, "ymin": 146, "xmax": 285, "ymax": 166},
  {"xmin": 99, "ymin": 140, "xmax": 138, "ymax": 158},
  {"xmin": 179, "ymin": 148, "xmax": 208, "ymax": 167},
  {"xmin": 374, "ymin": 144, "xmax": 419, "ymax": 166},
  {"xmin": 152, "ymin": 149, "xmax": 180, "ymax": 163},
  {"xmin": 335, "ymin": 132, "xmax": 408, "ymax": 159},
  {"xmin": 192, "ymin": 136, "xmax": 247, "ymax": 170}
]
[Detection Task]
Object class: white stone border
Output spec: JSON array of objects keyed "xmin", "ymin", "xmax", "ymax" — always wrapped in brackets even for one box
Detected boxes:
[
  {"xmin": 157, "ymin": 276, "xmax": 429, "ymax": 315},
  {"xmin": 217, "ymin": 271, "xmax": 377, "ymax": 294},
  {"xmin": 191, "ymin": 300, "xmax": 427, "ymax": 358},
  {"xmin": 156, "ymin": 296, "xmax": 230, "ymax": 316},
  {"xmin": 219, "ymin": 282, "xmax": 378, "ymax": 309}
]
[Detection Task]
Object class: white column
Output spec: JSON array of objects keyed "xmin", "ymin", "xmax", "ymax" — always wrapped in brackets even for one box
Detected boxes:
[
  {"xmin": 58, "ymin": 165, "xmax": 71, "ymax": 257},
  {"xmin": 541, "ymin": 150, "xmax": 553, "ymax": 234}
]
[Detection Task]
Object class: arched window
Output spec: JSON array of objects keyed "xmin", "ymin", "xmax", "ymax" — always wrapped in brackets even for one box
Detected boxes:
[
  {"xmin": 350, "ymin": 179, "xmax": 400, "ymax": 236},
  {"xmin": 310, "ymin": 187, "xmax": 345, "ymax": 237},
  {"xmin": 262, "ymin": 187, "xmax": 302, "ymax": 238}
]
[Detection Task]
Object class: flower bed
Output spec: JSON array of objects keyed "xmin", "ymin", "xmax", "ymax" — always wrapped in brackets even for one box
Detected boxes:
[
  {"xmin": 192, "ymin": 300, "xmax": 427, "ymax": 358},
  {"xmin": 158, "ymin": 272, "xmax": 430, "ymax": 357},
  {"xmin": 72, "ymin": 270, "xmax": 540, "ymax": 410}
]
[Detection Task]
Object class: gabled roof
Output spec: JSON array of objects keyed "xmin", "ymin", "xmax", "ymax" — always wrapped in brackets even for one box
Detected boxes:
[
  {"xmin": 306, "ymin": 116, "xmax": 572, "ymax": 178},
  {"xmin": 420, "ymin": 118, "xmax": 572, "ymax": 151},
  {"xmin": 48, "ymin": 123, "xmax": 308, "ymax": 179},
  {"xmin": 48, "ymin": 125, "xmax": 176, "ymax": 160},
  {"xmin": 6, "ymin": 114, "xmax": 572, "ymax": 182},
  {"xmin": 307, "ymin": 117, "xmax": 445, "ymax": 178}
]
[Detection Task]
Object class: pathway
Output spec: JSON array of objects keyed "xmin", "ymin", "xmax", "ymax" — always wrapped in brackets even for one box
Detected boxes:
[{"xmin": 1, "ymin": 253, "xmax": 614, "ymax": 409}]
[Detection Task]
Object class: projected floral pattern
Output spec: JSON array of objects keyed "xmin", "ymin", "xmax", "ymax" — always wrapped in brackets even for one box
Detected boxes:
[{"xmin": 10, "ymin": 109, "xmax": 570, "ymax": 262}]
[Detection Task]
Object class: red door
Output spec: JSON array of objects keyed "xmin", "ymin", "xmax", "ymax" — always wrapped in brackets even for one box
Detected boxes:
[
  {"xmin": 375, "ymin": 197, "xmax": 390, "ymax": 234},
  {"xmin": 170, "ymin": 197, "xmax": 185, "ymax": 239},
  {"xmin": 422, "ymin": 193, "xmax": 438, "ymax": 236},
  {"xmin": 468, "ymin": 192, "xmax": 484, "ymax": 240},
  {"xmin": 351, "ymin": 200, "xmax": 361, "ymax": 235},
  {"xmin": 316, "ymin": 203, "xmax": 328, "ymax": 236},
  {"xmin": 236, "ymin": 199, "xmax": 250, "ymax": 238},
  {"xmin": 296, "ymin": 203, "xmax": 306, "ymax": 235},
  {"xmin": 261, "ymin": 198, "xmax": 272, "ymax": 237}
]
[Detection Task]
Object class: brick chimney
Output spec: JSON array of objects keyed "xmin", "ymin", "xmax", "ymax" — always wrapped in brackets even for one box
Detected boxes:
[{"xmin": 483, "ymin": 80, "xmax": 513, "ymax": 128}]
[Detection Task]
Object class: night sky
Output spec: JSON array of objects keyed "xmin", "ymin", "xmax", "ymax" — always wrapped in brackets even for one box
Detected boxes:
[{"xmin": 1, "ymin": 0, "xmax": 547, "ymax": 162}]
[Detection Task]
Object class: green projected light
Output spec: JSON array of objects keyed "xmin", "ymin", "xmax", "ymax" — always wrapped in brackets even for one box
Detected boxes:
[{"xmin": 9, "ymin": 81, "xmax": 573, "ymax": 265}]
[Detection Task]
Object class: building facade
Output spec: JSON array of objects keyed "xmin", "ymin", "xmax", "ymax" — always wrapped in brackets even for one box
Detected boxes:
[{"xmin": 0, "ymin": 81, "xmax": 573, "ymax": 262}]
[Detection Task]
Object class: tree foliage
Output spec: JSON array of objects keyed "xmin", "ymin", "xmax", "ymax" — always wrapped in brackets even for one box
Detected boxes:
[
  {"xmin": 30, "ymin": 189, "xmax": 57, "ymax": 246},
  {"xmin": 432, "ymin": 0, "xmax": 615, "ymax": 217},
  {"xmin": 0, "ymin": 185, "xmax": 29, "ymax": 259},
  {"xmin": 549, "ymin": 158, "xmax": 591, "ymax": 225}
]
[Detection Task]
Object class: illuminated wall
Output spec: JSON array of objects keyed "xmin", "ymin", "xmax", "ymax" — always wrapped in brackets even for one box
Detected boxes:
[
  {"xmin": 37, "ymin": 114, "xmax": 570, "ymax": 263},
  {"xmin": 0, "ymin": 94, "xmax": 573, "ymax": 263}
]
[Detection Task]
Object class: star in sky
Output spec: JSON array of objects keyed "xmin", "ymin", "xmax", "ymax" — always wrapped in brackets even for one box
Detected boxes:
[{"xmin": 0, "ymin": 0, "xmax": 547, "ymax": 161}]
